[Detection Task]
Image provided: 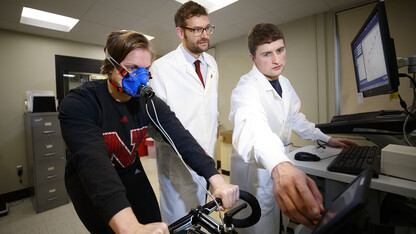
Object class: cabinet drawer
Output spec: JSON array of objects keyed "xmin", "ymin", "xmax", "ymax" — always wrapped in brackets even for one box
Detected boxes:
[
  {"xmin": 33, "ymin": 138, "xmax": 65, "ymax": 162},
  {"xmin": 31, "ymin": 115, "xmax": 61, "ymax": 140},
  {"xmin": 36, "ymin": 181, "xmax": 68, "ymax": 208},
  {"xmin": 35, "ymin": 159, "xmax": 65, "ymax": 185}
]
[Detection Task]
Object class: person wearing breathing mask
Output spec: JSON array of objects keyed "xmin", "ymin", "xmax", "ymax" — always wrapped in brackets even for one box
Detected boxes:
[{"xmin": 59, "ymin": 30, "xmax": 238, "ymax": 234}]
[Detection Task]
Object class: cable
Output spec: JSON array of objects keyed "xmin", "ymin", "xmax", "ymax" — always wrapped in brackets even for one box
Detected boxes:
[
  {"xmin": 398, "ymin": 73, "xmax": 416, "ymax": 146},
  {"xmin": 403, "ymin": 115, "xmax": 415, "ymax": 147},
  {"xmin": 145, "ymin": 99, "xmax": 225, "ymax": 224},
  {"xmin": 399, "ymin": 73, "xmax": 416, "ymax": 88},
  {"xmin": 284, "ymin": 143, "xmax": 303, "ymax": 149},
  {"xmin": 398, "ymin": 94, "xmax": 416, "ymax": 121}
]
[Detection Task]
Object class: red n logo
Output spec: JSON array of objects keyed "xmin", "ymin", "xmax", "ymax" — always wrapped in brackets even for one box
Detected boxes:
[{"xmin": 103, "ymin": 127, "xmax": 147, "ymax": 167}]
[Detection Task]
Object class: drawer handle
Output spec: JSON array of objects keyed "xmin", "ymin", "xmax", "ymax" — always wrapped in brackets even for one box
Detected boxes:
[
  {"xmin": 47, "ymin": 196, "xmax": 58, "ymax": 202},
  {"xmin": 44, "ymin": 152, "xmax": 56, "ymax": 157},
  {"xmin": 34, "ymin": 118, "xmax": 43, "ymax": 122},
  {"xmin": 46, "ymin": 174, "xmax": 58, "ymax": 180},
  {"xmin": 42, "ymin": 130, "xmax": 55, "ymax": 134}
]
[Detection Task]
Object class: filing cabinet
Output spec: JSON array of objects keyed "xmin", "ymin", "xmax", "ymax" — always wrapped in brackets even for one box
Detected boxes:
[{"xmin": 24, "ymin": 112, "xmax": 68, "ymax": 213}]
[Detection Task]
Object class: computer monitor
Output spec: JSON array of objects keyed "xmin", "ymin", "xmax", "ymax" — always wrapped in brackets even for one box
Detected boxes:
[{"xmin": 351, "ymin": 0, "xmax": 399, "ymax": 98}]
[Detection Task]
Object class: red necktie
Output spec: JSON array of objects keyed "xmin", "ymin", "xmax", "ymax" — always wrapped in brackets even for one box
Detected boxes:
[{"xmin": 194, "ymin": 60, "xmax": 205, "ymax": 88}]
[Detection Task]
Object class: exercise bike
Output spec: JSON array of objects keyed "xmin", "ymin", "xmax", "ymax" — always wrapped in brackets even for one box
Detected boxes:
[
  {"xmin": 144, "ymin": 100, "xmax": 261, "ymax": 233},
  {"xmin": 168, "ymin": 190, "xmax": 261, "ymax": 234}
]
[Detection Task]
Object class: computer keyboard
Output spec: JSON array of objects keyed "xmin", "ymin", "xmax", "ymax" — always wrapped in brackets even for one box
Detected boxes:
[{"xmin": 327, "ymin": 146, "xmax": 381, "ymax": 178}]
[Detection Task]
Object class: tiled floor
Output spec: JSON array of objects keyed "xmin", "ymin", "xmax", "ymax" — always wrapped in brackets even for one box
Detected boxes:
[{"xmin": 0, "ymin": 155, "xmax": 228, "ymax": 234}]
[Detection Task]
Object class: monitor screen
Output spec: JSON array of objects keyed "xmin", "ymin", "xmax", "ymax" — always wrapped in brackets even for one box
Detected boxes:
[{"xmin": 351, "ymin": 1, "xmax": 399, "ymax": 97}]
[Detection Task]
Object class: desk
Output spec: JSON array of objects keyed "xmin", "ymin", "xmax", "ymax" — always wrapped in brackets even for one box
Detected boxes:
[
  {"xmin": 289, "ymin": 145, "xmax": 416, "ymax": 229},
  {"xmin": 288, "ymin": 145, "xmax": 416, "ymax": 199}
]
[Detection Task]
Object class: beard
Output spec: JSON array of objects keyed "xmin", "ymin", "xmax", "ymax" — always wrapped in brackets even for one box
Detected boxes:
[{"xmin": 184, "ymin": 33, "xmax": 210, "ymax": 54}]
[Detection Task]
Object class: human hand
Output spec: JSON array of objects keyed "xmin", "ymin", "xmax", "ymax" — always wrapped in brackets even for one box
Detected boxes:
[
  {"xmin": 133, "ymin": 222, "xmax": 169, "ymax": 234},
  {"xmin": 209, "ymin": 174, "xmax": 239, "ymax": 209},
  {"xmin": 327, "ymin": 138, "xmax": 359, "ymax": 148},
  {"xmin": 271, "ymin": 162, "xmax": 324, "ymax": 229},
  {"xmin": 109, "ymin": 207, "xmax": 168, "ymax": 234}
]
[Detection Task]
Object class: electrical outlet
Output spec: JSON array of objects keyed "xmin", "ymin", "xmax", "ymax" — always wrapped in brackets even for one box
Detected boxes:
[{"xmin": 16, "ymin": 165, "xmax": 23, "ymax": 176}]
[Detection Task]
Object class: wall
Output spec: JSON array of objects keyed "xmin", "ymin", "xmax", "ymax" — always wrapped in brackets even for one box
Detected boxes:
[
  {"xmin": 0, "ymin": 29, "xmax": 103, "ymax": 195},
  {"xmin": 216, "ymin": 12, "xmax": 336, "ymax": 147}
]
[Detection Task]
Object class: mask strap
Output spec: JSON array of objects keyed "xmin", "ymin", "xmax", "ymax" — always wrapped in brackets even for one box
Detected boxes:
[
  {"xmin": 105, "ymin": 49, "xmax": 130, "ymax": 94},
  {"xmin": 109, "ymin": 79, "xmax": 125, "ymax": 94},
  {"xmin": 105, "ymin": 50, "xmax": 130, "ymax": 78}
]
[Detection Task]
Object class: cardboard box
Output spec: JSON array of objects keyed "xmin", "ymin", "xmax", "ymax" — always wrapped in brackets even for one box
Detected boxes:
[
  {"xmin": 145, "ymin": 138, "xmax": 156, "ymax": 157},
  {"xmin": 219, "ymin": 131, "xmax": 232, "ymax": 144}
]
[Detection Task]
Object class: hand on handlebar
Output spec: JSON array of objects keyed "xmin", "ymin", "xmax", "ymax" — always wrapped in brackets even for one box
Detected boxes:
[
  {"xmin": 209, "ymin": 174, "xmax": 239, "ymax": 209},
  {"xmin": 168, "ymin": 189, "xmax": 261, "ymax": 233}
]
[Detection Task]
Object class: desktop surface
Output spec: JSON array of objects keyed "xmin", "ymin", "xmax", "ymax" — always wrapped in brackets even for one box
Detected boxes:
[{"xmin": 288, "ymin": 145, "xmax": 416, "ymax": 199}]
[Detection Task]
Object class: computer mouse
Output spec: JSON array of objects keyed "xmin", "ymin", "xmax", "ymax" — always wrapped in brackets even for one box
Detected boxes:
[{"xmin": 294, "ymin": 152, "xmax": 321, "ymax": 161}]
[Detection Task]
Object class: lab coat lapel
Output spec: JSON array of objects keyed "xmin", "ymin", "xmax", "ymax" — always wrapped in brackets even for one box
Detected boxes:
[
  {"xmin": 253, "ymin": 66, "xmax": 288, "ymax": 117},
  {"xmin": 279, "ymin": 78, "xmax": 292, "ymax": 121},
  {"xmin": 174, "ymin": 46, "xmax": 205, "ymax": 88},
  {"xmin": 252, "ymin": 65, "xmax": 289, "ymax": 126},
  {"xmin": 204, "ymin": 60, "xmax": 216, "ymax": 89},
  {"xmin": 175, "ymin": 45, "xmax": 203, "ymax": 87}
]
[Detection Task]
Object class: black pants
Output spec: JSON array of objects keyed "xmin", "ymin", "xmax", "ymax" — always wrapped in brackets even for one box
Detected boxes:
[{"xmin": 65, "ymin": 157, "xmax": 161, "ymax": 234}]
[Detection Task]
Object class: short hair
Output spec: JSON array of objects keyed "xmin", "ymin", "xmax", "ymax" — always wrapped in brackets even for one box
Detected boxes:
[
  {"xmin": 174, "ymin": 1, "xmax": 208, "ymax": 27},
  {"xmin": 101, "ymin": 30, "xmax": 155, "ymax": 76},
  {"xmin": 248, "ymin": 23, "xmax": 285, "ymax": 56}
]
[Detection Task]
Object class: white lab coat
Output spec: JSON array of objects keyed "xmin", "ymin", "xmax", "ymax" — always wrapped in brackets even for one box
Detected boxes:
[
  {"xmin": 149, "ymin": 45, "xmax": 219, "ymax": 225},
  {"xmin": 229, "ymin": 65, "xmax": 330, "ymax": 234}
]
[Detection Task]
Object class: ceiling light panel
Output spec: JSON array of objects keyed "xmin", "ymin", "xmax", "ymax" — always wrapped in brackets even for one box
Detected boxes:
[
  {"xmin": 175, "ymin": 0, "xmax": 239, "ymax": 13},
  {"xmin": 20, "ymin": 7, "xmax": 79, "ymax": 32}
]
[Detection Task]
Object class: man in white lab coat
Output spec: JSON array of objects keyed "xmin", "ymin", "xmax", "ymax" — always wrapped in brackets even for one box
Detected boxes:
[
  {"xmin": 229, "ymin": 23, "xmax": 358, "ymax": 234},
  {"xmin": 150, "ymin": 1, "xmax": 220, "ymax": 225}
]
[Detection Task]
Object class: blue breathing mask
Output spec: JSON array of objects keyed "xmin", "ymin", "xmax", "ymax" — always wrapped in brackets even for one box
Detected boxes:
[
  {"xmin": 106, "ymin": 52, "xmax": 154, "ymax": 99},
  {"xmin": 122, "ymin": 68, "xmax": 152, "ymax": 97}
]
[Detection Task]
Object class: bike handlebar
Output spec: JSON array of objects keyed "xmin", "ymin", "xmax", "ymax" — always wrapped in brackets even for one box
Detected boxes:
[
  {"xmin": 168, "ymin": 190, "xmax": 261, "ymax": 233},
  {"xmin": 230, "ymin": 190, "xmax": 261, "ymax": 228}
]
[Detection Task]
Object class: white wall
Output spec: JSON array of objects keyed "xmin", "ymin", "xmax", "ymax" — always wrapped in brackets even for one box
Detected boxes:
[
  {"xmin": 0, "ymin": 29, "xmax": 103, "ymax": 194},
  {"xmin": 215, "ymin": 34, "xmax": 252, "ymax": 131}
]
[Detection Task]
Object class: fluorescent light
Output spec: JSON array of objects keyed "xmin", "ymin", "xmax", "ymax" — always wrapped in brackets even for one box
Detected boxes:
[
  {"xmin": 175, "ymin": 0, "xmax": 239, "ymax": 13},
  {"xmin": 144, "ymin": 35, "xmax": 154, "ymax": 41},
  {"xmin": 20, "ymin": 7, "xmax": 79, "ymax": 32},
  {"xmin": 121, "ymin": 30, "xmax": 154, "ymax": 40}
]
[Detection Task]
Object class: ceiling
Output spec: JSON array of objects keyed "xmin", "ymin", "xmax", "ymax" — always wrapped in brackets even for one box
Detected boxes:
[{"xmin": 0, "ymin": 0, "xmax": 372, "ymax": 56}]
